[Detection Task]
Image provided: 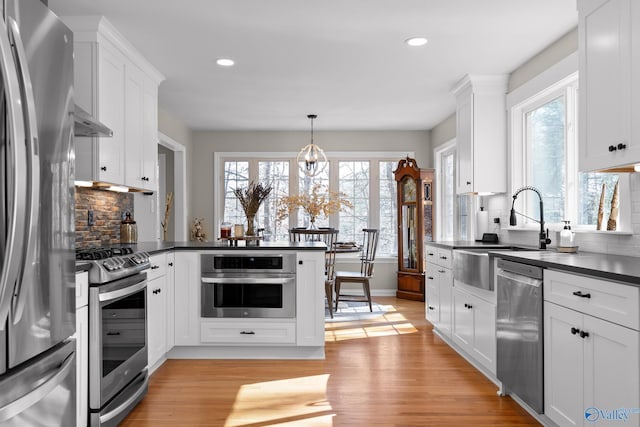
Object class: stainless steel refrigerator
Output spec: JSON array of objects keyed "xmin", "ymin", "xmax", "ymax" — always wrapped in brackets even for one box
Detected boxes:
[{"xmin": 0, "ymin": 0, "xmax": 76, "ymax": 425}]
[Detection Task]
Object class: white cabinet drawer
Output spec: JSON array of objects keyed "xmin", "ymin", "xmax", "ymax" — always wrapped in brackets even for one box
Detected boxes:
[
  {"xmin": 437, "ymin": 248, "xmax": 452, "ymax": 269},
  {"xmin": 425, "ymin": 245, "xmax": 438, "ymax": 262},
  {"xmin": 544, "ymin": 269, "xmax": 640, "ymax": 330},
  {"xmin": 200, "ymin": 320, "xmax": 296, "ymax": 344},
  {"xmin": 147, "ymin": 253, "xmax": 167, "ymax": 281}
]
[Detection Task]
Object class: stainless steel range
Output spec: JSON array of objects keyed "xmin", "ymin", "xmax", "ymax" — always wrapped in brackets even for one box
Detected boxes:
[{"xmin": 77, "ymin": 247, "xmax": 151, "ymax": 427}]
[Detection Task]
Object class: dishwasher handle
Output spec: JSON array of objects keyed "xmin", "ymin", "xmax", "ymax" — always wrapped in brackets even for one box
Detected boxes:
[{"xmin": 497, "ymin": 268, "xmax": 543, "ymax": 288}]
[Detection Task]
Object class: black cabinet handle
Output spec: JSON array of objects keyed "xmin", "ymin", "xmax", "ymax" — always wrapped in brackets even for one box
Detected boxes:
[
  {"xmin": 466, "ymin": 181, "xmax": 471, "ymax": 185},
  {"xmin": 428, "ymin": 306, "xmax": 435, "ymax": 310},
  {"xmin": 571, "ymin": 327, "xmax": 580, "ymax": 335},
  {"xmin": 438, "ymin": 269, "xmax": 445, "ymax": 273},
  {"xmin": 608, "ymin": 145, "xmax": 617, "ymax": 152},
  {"xmin": 151, "ymin": 265, "xmax": 160, "ymax": 270},
  {"xmin": 467, "ymin": 304, "xmax": 473, "ymax": 309},
  {"xmin": 440, "ymin": 256, "xmax": 447, "ymax": 260},
  {"xmin": 168, "ymin": 262, "xmax": 173, "ymax": 267},
  {"xmin": 427, "ymin": 276, "xmax": 434, "ymax": 280},
  {"xmin": 240, "ymin": 331, "xmax": 255, "ymax": 335},
  {"xmin": 298, "ymin": 260, "xmax": 303, "ymax": 265},
  {"xmin": 618, "ymin": 143, "xmax": 627, "ymax": 150},
  {"xmin": 464, "ymin": 303, "xmax": 468, "ymax": 308},
  {"xmin": 427, "ymin": 252, "xmax": 435, "ymax": 256},
  {"xmin": 580, "ymin": 330, "xmax": 590, "ymax": 339},
  {"xmin": 572, "ymin": 291, "xmax": 591, "ymax": 299},
  {"xmin": 100, "ymin": 166, "xmax": 107, "ymax": 171},
  {"xmin": 106, "ymin": 332, "xmax": 121, "ymax": 336}
]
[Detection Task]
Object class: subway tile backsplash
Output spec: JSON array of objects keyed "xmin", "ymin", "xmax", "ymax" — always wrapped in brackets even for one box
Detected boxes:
[{"xmin": 75, "ymin": 187, "xmax": 134, "ymax": 248}]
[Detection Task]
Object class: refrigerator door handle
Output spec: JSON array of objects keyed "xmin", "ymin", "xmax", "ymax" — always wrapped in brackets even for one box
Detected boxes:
[
  {"xmin": 0, "ymin": 16, "xmax": 28, "ymax": 330},
  {"xmin": 7, "ymin": 17, "xmax": 40, "ymax": 324},
  {"xmin": 0, "ymin": 351, "xmax": 74, "ymax": 422}
]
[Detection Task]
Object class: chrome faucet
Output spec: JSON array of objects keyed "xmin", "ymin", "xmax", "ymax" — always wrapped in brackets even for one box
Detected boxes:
[{"xmin": 509, "ymin": 186, "xmax": 552, "ymax": 250}]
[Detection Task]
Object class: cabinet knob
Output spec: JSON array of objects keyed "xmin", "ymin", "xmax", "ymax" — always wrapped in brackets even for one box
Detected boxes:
[
  {"xmin": 570, "ymin": 327, "xmax": 580, "ymax": 335},
  {"xmin": 466, "ymin": 181, "xmax": 471, "ymax": 185},
  {"xmin": 100, "ymin": 166, "xmax": 107, "ymax": 171},
  {"xmin": 168, "ymin": 262, "xmax": 173, "ymax": 267},
  {"xmin": 608, "ymin": 145, "xmax": 617, "ymax": 152},
  {"xmin": 428, "ymin": 306, "xmax": 435, "ymax": 310},
  {"xmin": 618, "ymin": 143, "xmax": 627, "ymax": 150},
  {"xmin": 467, "ymin": 304, "xmax": 473, "ymax": 309},
  {"xmin": 579, "ymin": 330, "xmax": 589, "ymax": 339},
  {"xmin": 298, "ymin": 260, "xmax": 303, "ymax": 265},
  {"xmin": 464, "ymin": 303, "xmax": 469, "ymax": 309}
]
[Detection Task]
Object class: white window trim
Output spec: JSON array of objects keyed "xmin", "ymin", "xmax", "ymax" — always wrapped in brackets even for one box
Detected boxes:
[
  {"xmin": 506, "ymin": 51, "xmax": 631, "ymax": 233},
  {"xmin": 434, "ymin": 139, "xmax": 456, "ymax": 241},
  {"xmin": 214, "ymin": 151, "xmax": 412, "ymax": 251}
]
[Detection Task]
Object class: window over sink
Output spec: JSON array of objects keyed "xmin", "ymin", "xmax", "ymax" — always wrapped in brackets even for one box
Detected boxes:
[{"xmin": 508, "ymin": 58, "xmax": 628, "ymax": 230}]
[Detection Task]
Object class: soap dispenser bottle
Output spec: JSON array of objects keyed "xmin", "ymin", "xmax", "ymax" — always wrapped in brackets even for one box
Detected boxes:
[{"xmin": 559, "ymin": 220, "xmax": 574, "ymax": 247}]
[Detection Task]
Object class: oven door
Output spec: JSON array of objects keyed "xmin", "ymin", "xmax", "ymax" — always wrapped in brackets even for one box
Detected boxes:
[
  {"xmin": 89, "ymin": 273, "xmax": 148, "ymax": 410},
  {"xmin": 201, "ymin": 276, "xmax": 296, "ymax": 318}
]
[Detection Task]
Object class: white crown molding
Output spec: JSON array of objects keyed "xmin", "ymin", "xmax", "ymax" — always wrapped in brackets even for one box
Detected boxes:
[{"xmin": 61, "ymin": 15, "xmax": 165, "ymax": 85}]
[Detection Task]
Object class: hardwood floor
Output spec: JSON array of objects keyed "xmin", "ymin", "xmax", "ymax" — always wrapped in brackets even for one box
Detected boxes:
[{"xmin": 121, "ymin": 297, "xmax": 540, "ymax": 426}]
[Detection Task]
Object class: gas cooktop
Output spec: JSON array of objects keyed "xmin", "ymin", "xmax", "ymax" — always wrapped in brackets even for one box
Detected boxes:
[{"xmin": 76, "ymin": 246, "xmax": 150, "ymax": 284}]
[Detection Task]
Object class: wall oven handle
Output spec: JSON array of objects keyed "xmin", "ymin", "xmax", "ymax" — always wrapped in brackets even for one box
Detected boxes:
[
  {"xmin": 99, "ymin": 373, "xmax": 148, "ymax": 424},
  {"xmin": 0, "ymin": 15, "xmax": 27, "ymax": 330},
  {"xmin": 7, "ymin": 18, "xmax": 41, "ymax": 325},
  {"xmin": 99, "ymin": 278, "xmax": 146, "ymax": 302},
  {"xmin": 201, "ymin": 277, "xmax": 294, "ymax": 284},
  {"xmin": 0, "ymin": 352, "xmax": 74, "ymax": 422}
]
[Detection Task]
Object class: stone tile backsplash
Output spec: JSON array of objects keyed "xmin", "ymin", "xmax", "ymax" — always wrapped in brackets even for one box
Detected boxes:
[{"xmin": 75, "ymin": 187, "xmax": 134, "ymax": 248}]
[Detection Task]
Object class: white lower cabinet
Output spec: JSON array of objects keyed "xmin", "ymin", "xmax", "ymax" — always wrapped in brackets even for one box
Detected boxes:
[
  {"xmin": 426, "ymin": 263, "xmax": 453, "ymax": 336},
  {"xmin": 147, "ymin": 253, "xmax": 170, "ymax": 371},
  {"xmin": 75, "ymin": 271, "xmax": 88, "ymax": 427},
  {"xmin": 173, "ymin": 251, "xmax": 200, "ymax": 346},
  {"xmin": 544, "ymin": 301, "xmax": 640, "ymax": 427},
  {"xmin": 451, "ymin": 286, "xmax": 496, "ymax": 373}
]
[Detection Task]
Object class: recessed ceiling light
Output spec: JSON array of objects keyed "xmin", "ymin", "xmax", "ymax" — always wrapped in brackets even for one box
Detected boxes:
[
  {"xmin": 216, "ymin": 58, "xmax": 235, "ymax": 67},
  {"xmin": 405, "ymin": 37, "xmax": 428, "ymax": 47}
]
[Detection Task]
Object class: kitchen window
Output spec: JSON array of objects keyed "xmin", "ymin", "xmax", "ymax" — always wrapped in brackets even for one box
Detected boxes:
[
  {"xmin": 509, "ymin": 61, "xmax": 626, "ymax": 230},
  {"xmin": 217, "ymin": 152, "xmax": 405, "ymax": 254}
]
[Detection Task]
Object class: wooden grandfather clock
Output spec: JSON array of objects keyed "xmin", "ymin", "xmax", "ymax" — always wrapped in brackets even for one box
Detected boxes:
[{"xmin": 394, "ymin": 157, "xmax": 434, "ymax": 301}]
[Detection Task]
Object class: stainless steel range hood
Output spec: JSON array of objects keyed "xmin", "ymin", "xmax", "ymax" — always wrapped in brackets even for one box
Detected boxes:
[{"xmin": 73, "ymin": 105, "xmax": 113, "ymax": 137}]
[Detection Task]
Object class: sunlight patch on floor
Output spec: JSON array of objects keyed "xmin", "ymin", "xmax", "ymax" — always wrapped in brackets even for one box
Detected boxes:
[
  {"xmin": 324, "ymin": 305, "xmax": 417, "ymax": 342},
  {"xmin": 224, "ymin": 374, "xmax": 334, "ymax": 427}
]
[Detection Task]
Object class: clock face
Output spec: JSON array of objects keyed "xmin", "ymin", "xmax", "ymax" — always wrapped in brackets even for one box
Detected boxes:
[{"xmin": 401, "ymin": 177, "xmax": 416, "ymax": 203}]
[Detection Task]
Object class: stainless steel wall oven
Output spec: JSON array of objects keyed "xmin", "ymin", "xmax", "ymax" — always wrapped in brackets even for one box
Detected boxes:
[{"xmin": 201, "ymin": 253, "xmax": 296, "ymax": 318}]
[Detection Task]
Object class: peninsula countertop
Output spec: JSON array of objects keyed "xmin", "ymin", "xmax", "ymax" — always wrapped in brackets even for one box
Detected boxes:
[{"xmin": 125, "ymin": 240, "xmax": 328, "ymax": 255}]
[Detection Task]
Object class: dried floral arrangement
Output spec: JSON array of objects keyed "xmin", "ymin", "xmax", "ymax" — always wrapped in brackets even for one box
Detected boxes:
[
  {"xmin": 233, "ymin": 181, "xmax": 273, "ymax": 218},
  {"xmin": 276, "ymin": 184, "xmax": 353, "ymax": 224},
  {"xmin": 190, "ymin": 217, "xmax": 207, "ymax": 242}
]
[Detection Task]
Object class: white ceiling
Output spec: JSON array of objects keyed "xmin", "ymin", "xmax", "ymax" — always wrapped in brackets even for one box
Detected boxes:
[{"xmin": 49, "ymin": 0, "xmax": 578, "ymax": 131}]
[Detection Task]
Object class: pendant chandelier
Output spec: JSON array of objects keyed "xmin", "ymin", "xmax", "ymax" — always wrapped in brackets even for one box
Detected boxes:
[{"xmin": 297, "ymin": 114, "xmax": 327, "ymax": 178}]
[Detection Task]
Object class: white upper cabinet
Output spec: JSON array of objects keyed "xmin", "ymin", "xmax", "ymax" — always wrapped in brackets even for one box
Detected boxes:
[
  {"xmin": 578, "ymin": 0, "xmax": 640, "ymax": 171},
  {"xmin": 452, "ymin": 75, "xmax": 508, "ymax": 194},
  {"xmin": 63, "ymin": 16, "xmax": 164, "ymax": 191}
]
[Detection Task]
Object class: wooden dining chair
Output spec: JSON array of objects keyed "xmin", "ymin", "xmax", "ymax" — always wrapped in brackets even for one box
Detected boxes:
[
  {"xmin": 289, "ymin": 228, "xmax": 340, "ymax": 317},
  {"xmin": 334, "ymin": 229, "xmax": 379, "ymax": 312}
]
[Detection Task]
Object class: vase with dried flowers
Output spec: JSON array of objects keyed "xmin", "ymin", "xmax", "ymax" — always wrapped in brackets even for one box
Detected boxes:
[
  {"xmin": 233, "ymin": 181, "xmax": 273, "ymax": 236},
  {"xmin": 276, "ymin": 184, "xmax": 353, "ymax": 229}
]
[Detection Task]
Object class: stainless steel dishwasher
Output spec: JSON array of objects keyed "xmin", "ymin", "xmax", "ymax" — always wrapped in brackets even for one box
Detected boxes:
[{"xmin": 496, "ymin": 258, "xmax": 544, "ymax": 414}]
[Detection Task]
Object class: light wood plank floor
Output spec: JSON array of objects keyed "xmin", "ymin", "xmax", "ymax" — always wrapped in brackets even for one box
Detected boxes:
[{"xmin": 121, "ymin": 297, "xmax": 540, "ymax": 426}]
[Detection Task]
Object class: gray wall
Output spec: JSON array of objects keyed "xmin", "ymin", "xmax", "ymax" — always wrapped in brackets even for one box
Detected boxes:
[
  {"xmin": 431, "ymin": 113, "xmax": 456, "ymax": 150},
  {"xmin": 190, "ymin": 130, "xmax": 431, "ymax": 239}
]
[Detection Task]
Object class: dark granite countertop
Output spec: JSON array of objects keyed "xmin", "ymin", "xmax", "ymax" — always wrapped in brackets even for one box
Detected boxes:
[
  {"xmin": 121, "ymin": 240, "xmax": 328, "ymax": 255},
  {"xmin": 425, "ymin": 240, "xmax": 518, "ymax": 250},
  {"xmin": 489, "ymin": 250, "xmax": 640, "ymax": 286}
]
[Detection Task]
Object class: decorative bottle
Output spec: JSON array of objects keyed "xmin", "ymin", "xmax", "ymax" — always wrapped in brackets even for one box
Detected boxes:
[{"xmin": 559, "ymin": 220, "xmax": 574, "ymax": 247}]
